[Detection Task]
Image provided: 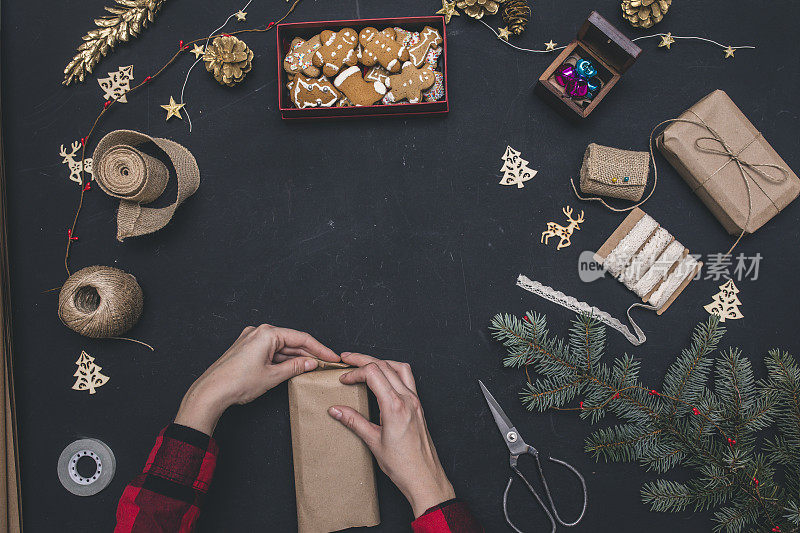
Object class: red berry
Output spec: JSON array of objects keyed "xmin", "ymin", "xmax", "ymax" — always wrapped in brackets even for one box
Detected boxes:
[
  {"xmin": 772, "ymin": 527, "xmax": 780, "ymax": 532},
  {"xmin": 692, "ymin": 407, "xmax": 700, "ymax": 415},
  {"xmin": 579, "ymin": 401, "xmax": 584, "ymax": 410},
  {"xmin": 179, "ymin": 40, "xmax": 184, "ymax": 49},
  {"xmin": 612, "ymin": 393, "xmax": 620, "ymax": 399},
  {"xmin": 80, "ymin": 137, "xmax": 86, "ymax": 146},
  {"xmin": 104, "ymin": 100, "xmax": 111, "ymax": 109},
  {"xmin": 523, "ymin": 315, "xmax": 530, "ymax": 323},
  {"xmin": 649, "ymin": 390, "xmax": 660, "ymax": 396},
  {"xmin": 83, "ymin": 182, "xmax": 91, "ymax": 192},
  {"xmin": 144, "ymin": 76, "xmax": 152, "ymax": 83},
  {"xmin": 753, "ymin": 478, "xmax": 759, "ymax": 485},
  {"xmin": 266, "ymin": 21, "xmax": 275, "ymax": 29}
]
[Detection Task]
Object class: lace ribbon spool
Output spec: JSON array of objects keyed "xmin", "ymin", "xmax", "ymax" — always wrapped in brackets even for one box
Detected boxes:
[
  {"xmin": 93, "ymin": 130, "xmax": 200, "ymax": 242},
  {"xmin": 58, "ymin": 265, "xmax": 143, "ymax": 338}
]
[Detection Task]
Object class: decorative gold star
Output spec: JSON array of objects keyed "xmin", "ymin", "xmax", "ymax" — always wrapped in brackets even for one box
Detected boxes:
[
  {"xmin": 545, "ymin": 40, "xmax": 557, "ymax": 51},
  {"xmin": 160, "ymin": 96, "xmax": 185, "ymax": 121},
  {"xmin": 498, "ymin": 26, "xmax": 512, "ymax": 41},
  {"xmin": 190, "ymin": 43, "xmax": 205, "ymax": 59},
  {"xmin": 724, "ymin": 46, "xmax": 735, "ymax": 58},
  {"xmin": 436, "ymin": 0, "xmax": 460, "ymax": 24},
  {"xmin": 658, "ymin": 32, "xmax": 675, "ymax": 50},
  {"xmin": 235, "ymin": 10, "xmax": 247, "ymax": 21}
]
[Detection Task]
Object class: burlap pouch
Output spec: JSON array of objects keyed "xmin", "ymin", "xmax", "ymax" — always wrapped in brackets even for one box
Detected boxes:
[{"xmin": 579, "ymin": 143, "xmax": 649, "ymax": 202}]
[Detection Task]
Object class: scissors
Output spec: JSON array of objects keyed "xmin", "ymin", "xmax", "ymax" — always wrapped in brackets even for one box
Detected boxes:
[{"xmin": 479, "ymin": 380, "xmax": 588, "ymax": 533}]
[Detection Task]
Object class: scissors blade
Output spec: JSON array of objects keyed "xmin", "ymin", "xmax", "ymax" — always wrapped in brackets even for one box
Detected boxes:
[{"xmin": 479, "ymin": 380, "xmax": 528, "ymax": 455}]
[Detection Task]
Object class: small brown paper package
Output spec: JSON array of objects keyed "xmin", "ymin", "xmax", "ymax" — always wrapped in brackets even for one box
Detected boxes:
[
  {"xmin": 657, "ymin": 89, "xmax": 800, "ymax": 235},
  {"xmin": 288, "ymin": 369, "xmax": 380, "ymax": 533}
]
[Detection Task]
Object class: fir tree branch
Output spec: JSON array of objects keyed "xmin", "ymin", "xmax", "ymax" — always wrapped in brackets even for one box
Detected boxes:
[{"xmin": 490, "ymin": 312, "xmax": 797, "ymax": 532}]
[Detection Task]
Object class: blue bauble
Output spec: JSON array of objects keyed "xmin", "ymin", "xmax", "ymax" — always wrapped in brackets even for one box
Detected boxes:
[
  {"xmin": 575, "ymin": 59, "xmax": 598, "ymax": 79},
  {"xmin": 586, "ymin": 77, "xmax": 602, "ymax": 98}
]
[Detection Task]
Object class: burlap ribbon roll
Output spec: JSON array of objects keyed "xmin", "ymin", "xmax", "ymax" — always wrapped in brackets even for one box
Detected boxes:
[{"xmin": 93, "ymin": 130, "xmax": 200, "ymax": 242}]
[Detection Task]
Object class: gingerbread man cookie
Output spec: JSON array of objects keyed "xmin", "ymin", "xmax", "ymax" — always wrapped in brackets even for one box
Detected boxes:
[
  {"xmin": 358, "ymin": 27, "xmax": 409, "ymax": 73},
  {"xmin": 408, "ymin": 27, "xmax": 443, "ymax": 67},
  {"xmin": 283, "ymin": 35, "xmax": 322, "ymax": 77},
  {"xmin": 288, "ymin": 74, "xmax": 341, "ymax": 109},
  {"xmin": 334, "ymin": 65, "xmax": 386, "ymax": 106},
  {"xmin": 385, "ymin": 62, "xmax": 436, "ymax": 104},
  {"xmin": 313, "ymin": 28, "xmax": 359, "ymax": 77}
]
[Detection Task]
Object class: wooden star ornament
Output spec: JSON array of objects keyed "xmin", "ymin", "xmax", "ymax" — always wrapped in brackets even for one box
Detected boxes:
[
  {"xmin": 498, "ymin": 26, "xmax": 512, "ymax": 41},
  {"xmin": 436, "ymin": 0, "xmax": 460, "ymax": 24},
  {"xmin": 724, "ymin": 46, "xmax": 736, "ymax": 58},
  {"xmin": 545, "ymin": 40, "xmax": 557, "ymax": 51},
  {"xmin": 659, "ymin": 32, "xmax": 675, "ymax": 50},
  {"xmin": 160, "ymin": 96, "xmax": 186, "ymax": 121},
  {"xmin": 235, "ymin": 10, "xmax": 247, "ymax": 21}
]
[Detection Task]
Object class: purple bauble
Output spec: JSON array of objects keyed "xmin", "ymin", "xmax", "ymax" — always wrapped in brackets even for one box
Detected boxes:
[
  {"xmin": 554, "ymin": 64, "xmax": 576, "ymax": 87},
  {"xmin": 567, "ymin": 78, "xmax": 589, "ymax": 98}
]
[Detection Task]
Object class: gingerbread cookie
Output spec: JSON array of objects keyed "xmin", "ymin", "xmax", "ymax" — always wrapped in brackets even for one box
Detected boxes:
[
  {"xmin": 288, "ymin": 74, "xmax": 341, "ymax": 109},
  {"xmin": 407, "ymin": 26, "xmax": 443, "ymax": 67},
  {"xmin": 358, "ymin": 27, "xmax": 409, "ymax": 73},
  {"xmin": 334, "ymin": 65, "xmax": 386, "ymax": 106},
  {"xmin": 393, "ymin": 27, "xmax": 420, "ymax": 49},
  {"xmin": 364, "ymin": 65, "xmax": 391, "ymax": 87},
  {"xmin": 283, "ymin": 35, "xmax": 322, "ymax": 77},
  {"xmin": 312, "ymin": 28, "xmax": 359, "ymax": 77},
  {"xmin": 423, "ymin": 70, "xmax": 445, "ymax": 102},
  {"xmin": 385, "ymin": 62, "xmax": 435, "ymax": 103},
  {"xmin": 425, "ymin": 46, "xmax": 443, "ymax": 67}
]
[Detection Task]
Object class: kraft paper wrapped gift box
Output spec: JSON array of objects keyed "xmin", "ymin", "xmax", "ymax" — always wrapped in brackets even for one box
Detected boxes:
[
  {"xmin": 288, "ymin": 368, "xmax": 380, "ymax": 533},
  {"xmin": 657, "ymin": 90, "xmax": 800, "ymax": 235}
]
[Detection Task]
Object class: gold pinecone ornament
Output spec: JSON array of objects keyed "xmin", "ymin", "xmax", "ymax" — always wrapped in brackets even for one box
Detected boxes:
[
  {"xmin": 203, "ymin": 35, "xmax": 254, "ymax": 87},
  {"xmin": 621, "ymin": 0, "xmax": 671, "ymax": 29},
  {"xmin": 456, "ymin": 0, "xmax": 506, "ymax": 20},
  {"xmin": 502, "ymin": 0, "xmax": 531, "ymax": 35}
]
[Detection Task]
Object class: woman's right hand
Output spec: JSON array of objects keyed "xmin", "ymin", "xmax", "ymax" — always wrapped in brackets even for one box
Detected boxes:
[{"xmin": 328, "ymin": 352, "xmax": 456, "ymax": 518}]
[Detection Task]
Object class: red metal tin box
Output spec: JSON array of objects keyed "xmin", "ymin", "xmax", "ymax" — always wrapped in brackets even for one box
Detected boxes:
[{"xmin": 277, "ymin": 16, "xmax": 449, "ymax": 119}]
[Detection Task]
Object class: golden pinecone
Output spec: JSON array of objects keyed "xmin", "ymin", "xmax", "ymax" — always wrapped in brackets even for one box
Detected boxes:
[
  {"xmin": 621, "ymin": 0, "xmax": 671, "ymax": 29},
  {"xmin": 203, "ymin": 35, "xmax": 254, "ymax": 87},
  {"xmin": 502, "ymin": 0, "xmax": 531, "ymax": 35},
  {"xmin": 456, "ymin": 0, "xmax": 506, "ymax": 20}
]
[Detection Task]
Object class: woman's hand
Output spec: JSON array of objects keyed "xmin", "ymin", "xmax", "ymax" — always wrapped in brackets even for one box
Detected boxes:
[
  {"xmin": 328, "ymin": 352, "xmax": 455, "ymax": 518},
  {"xmin": 175, "ymin": 325, "xmax": 340, "ymax": 435}
]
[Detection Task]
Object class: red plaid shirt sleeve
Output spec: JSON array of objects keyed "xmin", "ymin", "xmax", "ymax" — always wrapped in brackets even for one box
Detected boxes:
[
  {"xmin": 412, "ymin": 499, "xmax": 483, "ymax": 533},
  {"xmin": 115, "ymin": 424, "xmax": 218, "ymax": 533}
]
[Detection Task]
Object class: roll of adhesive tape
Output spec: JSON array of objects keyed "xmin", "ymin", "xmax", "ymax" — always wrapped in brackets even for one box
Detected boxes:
[{"xmin": 57, "ymin": 438, "xmax": 116, "ymax": 497}]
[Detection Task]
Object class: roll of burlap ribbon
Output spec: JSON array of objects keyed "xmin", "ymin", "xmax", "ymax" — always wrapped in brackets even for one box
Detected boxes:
[
  {"xmin": 58, "ymin": 266, "xmax": 143, "ymax": 338},
  {"xmin": 93, "ymin": 130, "xmax": 200, "ymax": 242}
]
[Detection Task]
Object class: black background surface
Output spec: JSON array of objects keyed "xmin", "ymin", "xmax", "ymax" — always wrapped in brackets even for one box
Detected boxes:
[{"xmin": 2, "ymin": 0, "xmax": 800, "ymax": 531}]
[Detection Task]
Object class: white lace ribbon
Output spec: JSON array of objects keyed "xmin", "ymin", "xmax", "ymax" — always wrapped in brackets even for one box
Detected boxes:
[{"xmin": 516, "ymin": 274, "xmax": 654, "ymax": 346}]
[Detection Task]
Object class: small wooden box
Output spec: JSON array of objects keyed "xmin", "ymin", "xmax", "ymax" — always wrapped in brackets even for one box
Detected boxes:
[{"xmin": 535, "ymin": 11, "xmax": 641, "ymax": 119}]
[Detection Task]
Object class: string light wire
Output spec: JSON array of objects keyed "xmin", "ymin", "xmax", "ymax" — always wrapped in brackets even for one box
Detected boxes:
[{"xmin": 180, "ymin": 0, "xmax": 255, "ymax": 132}]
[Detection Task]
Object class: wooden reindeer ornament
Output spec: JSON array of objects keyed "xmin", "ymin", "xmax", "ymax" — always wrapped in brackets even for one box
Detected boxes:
[
  {"xmin": 60, "ymin": 141, "xmax": 94, "ymax": 185},
  {"xmin": 541, "ymin": 206, "xmax": 584, "ymax": 250}
]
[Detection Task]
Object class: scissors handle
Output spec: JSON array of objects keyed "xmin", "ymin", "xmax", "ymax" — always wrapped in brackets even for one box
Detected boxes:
[{"xmin": 502, "ymin": 448, "xmax": 588, "ymax": 533}]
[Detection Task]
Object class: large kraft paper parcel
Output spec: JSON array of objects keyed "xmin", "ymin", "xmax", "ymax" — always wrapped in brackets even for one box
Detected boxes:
[
  {"xmin": 288, "ymin": 369, "xmax": 380, "ymax": 533},
  {"xmin": 657, "ymin": 89, "xmax": 800, "ymax": 235}
]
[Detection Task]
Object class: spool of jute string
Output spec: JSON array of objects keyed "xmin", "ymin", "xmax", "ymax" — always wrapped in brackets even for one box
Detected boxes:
[
  {"xmin": 58, "ymin": 266, "xmax": 143, "ymax": 339},
  {"xmin": 93, "ymin": 129, "xmax": 200, "ymax": 242}
]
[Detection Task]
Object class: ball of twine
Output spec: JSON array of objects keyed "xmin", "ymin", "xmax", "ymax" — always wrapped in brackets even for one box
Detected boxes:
[{"xmin": 58, "ymin": 266, "xmax": 143, "ymax": 338}]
